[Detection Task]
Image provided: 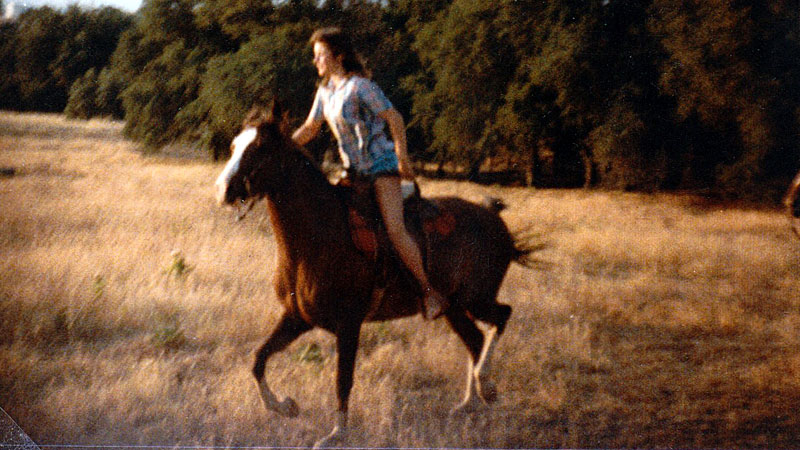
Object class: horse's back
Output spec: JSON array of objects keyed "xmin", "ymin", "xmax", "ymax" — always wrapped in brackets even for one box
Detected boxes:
[
  {"xmin": 424, "ymin": 196, "xmax": 516, "ymax": 301},
  {"xmin": 429, "ymin": 196, "xmax": 516, "ymax": 254},
  {"xmin": 361, "ymin": 195, "xmax": 515, "ymax": 322}
]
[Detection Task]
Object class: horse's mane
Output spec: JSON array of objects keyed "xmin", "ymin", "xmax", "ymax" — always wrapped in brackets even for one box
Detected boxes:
[
  {"xmin": 242, "ymin": 106, "xmax": 270, "ymax": 129},
  {"xmin": 244, "ymin": 104, "xmax": 337, "ymax": 198}
]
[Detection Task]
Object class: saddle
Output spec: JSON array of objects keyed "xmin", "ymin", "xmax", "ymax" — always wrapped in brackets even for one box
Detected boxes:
[{"xmin": 337, "ymin": 176, "xmax": 456, "ymax": 272}]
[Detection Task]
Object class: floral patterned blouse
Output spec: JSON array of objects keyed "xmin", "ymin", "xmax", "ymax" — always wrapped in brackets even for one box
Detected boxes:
[{"xmin": 310, "ymin": 76, "xmax": 398, "ymax": 176}]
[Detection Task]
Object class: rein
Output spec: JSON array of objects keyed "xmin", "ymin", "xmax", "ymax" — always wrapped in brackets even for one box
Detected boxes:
[
  {"xmin": 229, "ymin": 124, "xmax": 325, "ymax": 223},
  {"xmin": 234, "ymin": 175, "xmax": 261, "ymax": 222},
  {"xmin": 236, "ymin": 197, "xmax": 257, "ymax": 221}
]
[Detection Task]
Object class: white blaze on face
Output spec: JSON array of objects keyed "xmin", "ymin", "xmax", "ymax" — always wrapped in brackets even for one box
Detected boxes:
[{"xmin": 215, "ymin": 127, "xmax": 258, "ymax": 205}]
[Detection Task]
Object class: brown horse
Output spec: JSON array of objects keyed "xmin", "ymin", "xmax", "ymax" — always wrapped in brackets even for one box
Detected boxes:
[
  {"xmin": 215, "ymin": 103, "xmax": 530, "ymax": 448},
  {"xmin": 785, "ymin": 170, "xmax": 800, "ymax": 239}
]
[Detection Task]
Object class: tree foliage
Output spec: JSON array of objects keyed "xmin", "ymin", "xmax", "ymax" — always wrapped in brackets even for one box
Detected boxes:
[
  {"xmin": 409, "ymin": 0, "xmax": 515, "ymax": 177},
  {"xmin": 1, "ymin": 5, "xmax": 132, "ymax": 112},
  {"xmin": 649, "ymin": 0, "xmax": 800, "ymax": 194},
  {"xmin": 176, "ymin": 24, "xmax": 317, "ymax": 159},
  {"xmin": 3, "ymin": 0, "xmax": 800, "ymax": 199}
]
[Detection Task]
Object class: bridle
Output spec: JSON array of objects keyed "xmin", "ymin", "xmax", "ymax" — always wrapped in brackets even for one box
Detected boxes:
[
  {"xmin": 234, "ymin": 174, "xmax": 262, "ymax": 222},
  {"xmin": 229, "ymin": 124, "xmax": 298, "ymax": 223},
  {"xmin": 233, "ymin": 144, "xmax": 271, "ymax": 222},
  {"xmin": 235, "ymin": 197, "xmax": 257, "ymax": 221}
]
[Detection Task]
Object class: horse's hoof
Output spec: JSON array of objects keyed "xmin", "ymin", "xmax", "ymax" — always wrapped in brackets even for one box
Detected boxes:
[
  {"xmin": 449, "ymin": 398, "xmax": 479, "ymax": 417},
  {"xmin": 313, "ymin": 425, "xmax": 346, "ymax": 449},
  {"xmin": 280, "ymin": 397, "xmax": 299, "ymax": 417}
]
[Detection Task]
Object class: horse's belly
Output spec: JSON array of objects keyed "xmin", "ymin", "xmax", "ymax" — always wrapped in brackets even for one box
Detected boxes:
[{"xmin": 365, "ymin": 285, "xmax": 419, "ymax": 321}]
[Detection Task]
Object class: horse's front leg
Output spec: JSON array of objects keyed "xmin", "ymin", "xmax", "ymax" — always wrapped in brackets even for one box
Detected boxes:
[
  {"xmin": 313, "ymin": 321, "xmax": 361, "ymax": 449},
  {"xmin": 253, "ymin": 312, "xmax": 311, "ymax": 417}
]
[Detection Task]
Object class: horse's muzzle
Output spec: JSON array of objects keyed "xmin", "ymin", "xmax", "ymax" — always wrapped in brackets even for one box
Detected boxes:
[
  {"xmin": 215, "ymin": 177, "xmax": 245, "ymax": 206},
  {"xmin": 215, "ymin": 180, "xmax": 228, "ymax": 206}
]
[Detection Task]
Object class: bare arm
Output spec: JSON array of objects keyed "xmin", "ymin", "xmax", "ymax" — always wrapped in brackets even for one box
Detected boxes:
[
  {"xmin": 379, "ymin": 108, "xmax": 414, "ymax": 179},
  {"xmin": 292, "ymin": 118, "xmax": 322, "ymax": 146}
]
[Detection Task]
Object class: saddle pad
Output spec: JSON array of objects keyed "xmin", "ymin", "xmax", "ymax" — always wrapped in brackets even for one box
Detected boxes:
[
  {"xmin": 349, "ymin": 209, "xmax": 378, "ymax": 257},
  {"xmin": 423, "ymin": 211, "xmax": 456, "ymax": 236}
]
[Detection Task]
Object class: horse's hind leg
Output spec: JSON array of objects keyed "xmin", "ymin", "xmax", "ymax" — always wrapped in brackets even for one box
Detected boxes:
[
  {"xmin": 471, "ymin": 302, "xmax": 512, "ymax": 335},
  {"xmin": 253, "ymin": 312, "xmax": 311, "ymax": 417},
  {"xmin": 447, "ymin": 302, "xmax": 512, "ymax": 414},
  {"xmin": 446, "ymin": 306, "xmax": 490, "ymax": 414},
  {"xmin": 471, "ymin": 302, "xmax": 511, "ymax": 400}
]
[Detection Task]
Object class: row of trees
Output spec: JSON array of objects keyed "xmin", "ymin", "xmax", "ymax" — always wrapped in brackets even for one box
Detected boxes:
[
  {"xmin": 0, "ymin": 2, "xmax": 132, "ymax": 113},
  {"xmin": 2, "ymin": 0, "xmax": 799, "ymax": 198}
]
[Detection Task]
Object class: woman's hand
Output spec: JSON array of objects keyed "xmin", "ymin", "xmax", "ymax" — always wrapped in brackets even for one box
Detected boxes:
[{"xmin": 380, "ymin": 108, "xmax": 415, "ymax": 180}]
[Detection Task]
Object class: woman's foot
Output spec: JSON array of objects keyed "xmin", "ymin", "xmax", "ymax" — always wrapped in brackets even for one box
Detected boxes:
[{"xmin": 422, "ymin": 288, "xmax": 448, "ymax": 320}]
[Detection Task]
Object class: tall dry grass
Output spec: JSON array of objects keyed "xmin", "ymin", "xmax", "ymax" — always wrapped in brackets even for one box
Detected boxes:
[{"xmin": 1, "ymin": 111, "xmax": 800, "ymax": 448}]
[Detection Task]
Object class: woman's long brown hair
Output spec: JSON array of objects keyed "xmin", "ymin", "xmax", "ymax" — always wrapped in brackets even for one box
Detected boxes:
[{"xmin": 309, "ymin": 27, "xmax": 369, "ymax": 81}]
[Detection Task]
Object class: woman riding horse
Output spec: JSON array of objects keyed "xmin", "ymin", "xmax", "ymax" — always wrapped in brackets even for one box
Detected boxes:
[
  {"xmin": 290, "ymin": 27, "xmax": 448, "ymax": 320},
  {"xmin": 215, "ymin": 28, "xmax": 530, "ymax": 449}
]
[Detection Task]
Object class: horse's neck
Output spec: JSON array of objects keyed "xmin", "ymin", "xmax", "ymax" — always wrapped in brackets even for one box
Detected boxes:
[{"xmin": 266, "ymin": 151, "xmax": 344, "ymax": 258}]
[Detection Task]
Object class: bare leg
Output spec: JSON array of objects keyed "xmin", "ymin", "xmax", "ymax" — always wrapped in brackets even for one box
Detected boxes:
[
  {"xmin": 253, "ymin": 312, "xmax": 311, "ymax": 417},
  {"xmin": 374, "ymin": 176, "xmax": 447, "ymax": 319}
]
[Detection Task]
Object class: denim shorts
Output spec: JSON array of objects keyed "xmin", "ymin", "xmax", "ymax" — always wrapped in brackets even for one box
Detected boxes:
[
  {"xmin": 366, "ymin": 150, "xmax": 399, "ymax": 177},
  {"xmin": 346, "ymin": 168, "xmax": 399, "ymax": 182},
  {"xmin": 347, "ymin": 150, "xmax": 400, "ymax": 180}
]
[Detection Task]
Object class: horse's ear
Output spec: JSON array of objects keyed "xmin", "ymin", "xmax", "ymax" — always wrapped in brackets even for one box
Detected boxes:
[
  {"xmin": 243, "ymin": 106, "xmax": 269, "ymax": 128},
  {"xmin": 268, "ymin": 99, "xmax": 284, "ymax": 124},
  {"xmin": 268, "ymin": 99, "xmax": 292, "ymax": 135}
]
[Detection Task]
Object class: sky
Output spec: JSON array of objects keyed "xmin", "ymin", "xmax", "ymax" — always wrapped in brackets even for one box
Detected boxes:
[{"xmin": 10, "ymin": 0, "xmax": 142, "ymax": 13}]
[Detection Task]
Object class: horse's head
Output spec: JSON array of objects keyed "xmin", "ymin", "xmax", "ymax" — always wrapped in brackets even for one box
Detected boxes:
[{"xmin": 215, "ymin": 102, "xmax": 289, "ymax": 207}]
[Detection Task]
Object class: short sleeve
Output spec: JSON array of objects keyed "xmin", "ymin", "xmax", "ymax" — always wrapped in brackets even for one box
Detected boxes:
[
  {"xmin": 309, "ymin": 86, "xmax": 325, "ymax": 122},
  {"xmin": 356, "ymin": 78, "xmax": 393, "ymax": 115}
]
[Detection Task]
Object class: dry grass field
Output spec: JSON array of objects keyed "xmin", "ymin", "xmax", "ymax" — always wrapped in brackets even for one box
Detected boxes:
[{"xmin": 2, "ymin": 111, "xmax": 800, "ymax": 449}]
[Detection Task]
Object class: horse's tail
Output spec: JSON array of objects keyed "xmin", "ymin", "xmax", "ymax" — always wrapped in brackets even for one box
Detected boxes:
[
  {"xmin": 482, "ymin": 196, "xmax": 547, "ymax": 269},
  {"xmin": 482, "ymin": 196, "xmax": 507, "ymax": 214},
  {"xmin": 511, "ymin": 234, "xmax": 547, "ymax": 269}
]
